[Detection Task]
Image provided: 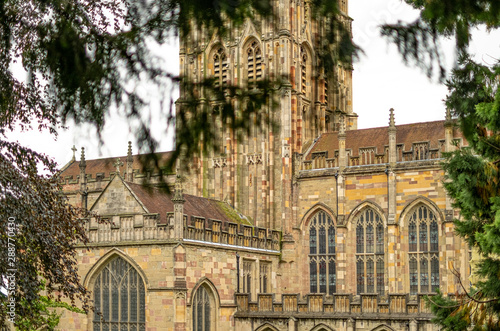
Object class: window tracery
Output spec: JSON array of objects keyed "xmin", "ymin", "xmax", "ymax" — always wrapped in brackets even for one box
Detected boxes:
[
  {"xmin": 93, "ymin": 256, "xmax": 145, "ymax": 331},
  {"xmin": 193, "ymin": 286, "xmax": 211, "ymax": 331},
  {"xmin": 355, "ymin": 208, "xmax": 384, "ymax": 294},
  {"xmin": 309, "ymin": 210, "xmax": 336, "ymax": 294},
  {"xmin": 408, "ymin": 204, "xmax": 439, "ymax": 294}
]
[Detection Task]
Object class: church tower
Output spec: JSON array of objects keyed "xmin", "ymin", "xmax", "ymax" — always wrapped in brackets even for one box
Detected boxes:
[{"xmin": 178, "ymin": 0, "xmax": 356, "ymax": 232}]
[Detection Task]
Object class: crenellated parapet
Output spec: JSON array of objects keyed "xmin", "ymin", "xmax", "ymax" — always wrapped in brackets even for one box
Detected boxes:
[
  {"xmin": 84, "ymin": 213, "xmax": 281, "ymax": 251},
  {"xmin": 235, "ymin": 293, "xmax": 433, "ymax": 318},
  {"xmin": 184, "ymin": 217, "xmax": 281, "ymax": 251},
  {"xmin": 300, "ymin": 114, "xmax": 465, "ymax": 171}
]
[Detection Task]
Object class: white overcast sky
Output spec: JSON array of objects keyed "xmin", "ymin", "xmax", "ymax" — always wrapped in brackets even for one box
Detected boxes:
[{"xmin": 9, "ymin": 0, "xmax": 500, "ymax": 168}]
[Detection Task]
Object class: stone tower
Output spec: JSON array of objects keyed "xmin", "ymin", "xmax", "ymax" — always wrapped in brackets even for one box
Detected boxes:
[{"xmin": 178, "ymin": 0, "xmax": 356, "ymax": 231}]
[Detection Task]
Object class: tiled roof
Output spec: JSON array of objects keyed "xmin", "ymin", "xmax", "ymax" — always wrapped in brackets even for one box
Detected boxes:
[
  {"xmin": 126, "ymin": 181, "xmax": 250, "ymax": 225},
  {"xmin": 59, "ymin": 152, "xmax": 173, "ymax": 179},
  {"xmin": 306, "ymin": 120, "xmax": 464, "ymax": 159}
]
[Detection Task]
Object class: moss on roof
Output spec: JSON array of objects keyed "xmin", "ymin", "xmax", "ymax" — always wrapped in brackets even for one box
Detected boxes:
[{"xmin": 215, "ymin": 201, "xmax": 253, "ymax": 226}]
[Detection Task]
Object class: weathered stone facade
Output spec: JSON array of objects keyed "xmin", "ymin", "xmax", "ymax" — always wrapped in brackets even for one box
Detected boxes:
[{"xmin": 55, "ymin": 1, "xmax": 470, "ymax": 330}]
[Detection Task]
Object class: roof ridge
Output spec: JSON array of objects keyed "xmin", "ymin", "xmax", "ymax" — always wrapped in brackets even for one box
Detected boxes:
[{"xmin": 73, "ymin": 150, "xmax": 174, "ymax": 163}]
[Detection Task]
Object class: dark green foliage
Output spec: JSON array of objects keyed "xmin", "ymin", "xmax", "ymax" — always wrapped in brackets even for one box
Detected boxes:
[
  {"xmin": 426, "ymin": 290, "xmax": 470, "ymax": 331},
  {"xmin": 437, "ymin": 54, "xmax": 500, "ymax": 331},
  {"xmin": 0, "ymin": 140, "xmax": 89, "ymax": 327},
  {"xmin": 381, "ymin": 0, "xmax": 500, "ymax": 329},
  {"xmin": 15, "ymin": 281, "xmax": 85, "ymax": 331}
]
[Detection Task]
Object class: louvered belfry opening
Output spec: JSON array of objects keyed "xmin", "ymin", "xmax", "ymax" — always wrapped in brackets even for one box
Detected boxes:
[
  {"xmin": 247, "ymin": 40, "xmax": 262, "ymax": 84},
  {"xmin": 213, "ymin": 46, "xmax": 228, "ymax": 88},
  {"xmin": 301, "ymin": 46, "xmax": 308, "ymax": 95}
]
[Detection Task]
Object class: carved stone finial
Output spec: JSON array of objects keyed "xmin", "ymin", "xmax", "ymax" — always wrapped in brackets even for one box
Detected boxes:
[
  {"xmin": 339, "ymin": 114, "xmax": 346, "ymax": 135},
  {"xmin": 113, "ymin": 158, "xmax": 124, "ymax": 174},
  {"xmin": 71, "ymin": 145, "xmax": 77, "ymax": 161},
  {"xmin": 389, "ymin": 108, "xmax": 395, "ymax": 127},
  {"xmin": 127, "ymin": 141, "xmax": 133, "ymax": 163},
  {"xmin": 445, "ymin": 108, "xmax": 453, "ymax": 127},
  {"xmin": 79, "ymin": 147, "xmax": 86, "ymax": 170},
  {"xmin": 172, "ymin": 174, "xmax": 185, "ymax": 203}
]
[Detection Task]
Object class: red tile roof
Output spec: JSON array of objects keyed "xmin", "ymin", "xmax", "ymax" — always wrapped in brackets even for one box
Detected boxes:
[
  {"xmin": 306, "ymin": 120, "xmax": 464, "ymax": 159},
  {"xmin": 126, "ymin": 181, "xmax": 250, "ymax": 225},
  {"xmin": 59, "ymin": 152, "xmax": 173, "ymax": 179}
]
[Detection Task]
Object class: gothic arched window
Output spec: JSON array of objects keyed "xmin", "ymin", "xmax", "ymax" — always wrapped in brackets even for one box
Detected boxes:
[
  {"xmin": 356, "ymin": 208, "xmax": 385, "ymax": 294},
  {"xmin": 212, "ymin": 46, "xmax": 228, "ymax": 87},
  {"xmin": 309, "ymin": 211, "xmax": 336, "ymax": 295},
  {"xmin": 193, "ymin": 286, "xmax": 212, "ymax": 331},
  {"xmin": 246, "ymin": 40, "xmax": 262, "ymax": 83},
  {"xmin": 93, "ymin": 256, "xmax": 145, "ymax": 331},
  {"xmin": 408, "ymin": 204, "xmax": 439, "ymax": 294}
]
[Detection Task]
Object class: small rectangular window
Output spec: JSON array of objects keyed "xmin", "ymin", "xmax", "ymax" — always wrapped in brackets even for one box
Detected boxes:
[
  {"xmin": 243, "ymin": 260, "xmax": 254, "ymax": 299},
  {"xmin": 259, "ymin": 262, "xmax": 270, "ymax": 293}
]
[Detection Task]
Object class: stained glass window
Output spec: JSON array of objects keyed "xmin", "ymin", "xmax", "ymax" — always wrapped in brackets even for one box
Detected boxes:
[
  {"xmin": 309, "ymin": 211, "xmax": 336, "ymax": 294},
  {"xmin": 419, "ymin": 222, "xmax": 428, "ymax": 252},
  {"xmin": 410, "ymin": 257, "xmax": 418, "ymax": 295},
  {"xmin": 408, "ymin": 204, "xmax": 440, "ymax": 294},
  {"xmin": 430, "ymin": 221, "xmax": 439, "ymax": 251},
  {"xmin": 420, "ymin": 258, "xmax": 429, "ymax": 291},
  {"xmin": 355, "ymin": 208, "xmax": 384, "ymax": 294},
  {"xmin": 409, "ymin": 220, "xmax": 417, "ymax": 252},
  {"xmin": 93, "ymin": 256, "xmax": 145, "ymax": 331},
  {"xmin": 328, "ymin": 225, "xmax": 336, "ymax": 254},
  {"xmin": 366, "ymin": 224, "xmax": 374, "ymax": 253},
  {"xmin": 366, "ymin": 259, "xmax": 374, "ymax": 293},
  {"xmin": 328, "ymin": 259, "xmax": 336, "ymax": 294},
  {"xmin": 193, "ymin": 286, "xmax": 211, "ymax": 331},
  {"xmin": 310, "ymin": 260, "xmax": 317, "ymax": 293},
  {"xmin": 356, "ymin": 259, "xmax": 364, "ymax": 294},
  {"xmin": 431, "ymin": 257, "xmax": 440, "ymax": 292},
  {"xmin": 310, "ymin": 226, "xmax": 317, "ymax": 254},
  {"xmin": 319, "ymin": 260, "xmax": 327, "ymax": 293},
  {"xmin": 376, "ymin": 258, "xmax": 384, "ymax": 295},
  {"xmin": 356, "ymin": 224, "xmax": 364, "ymax": 253},
  {"xmin": 376, "ymin": 223, "xmax": 384, "ymax": 254}
]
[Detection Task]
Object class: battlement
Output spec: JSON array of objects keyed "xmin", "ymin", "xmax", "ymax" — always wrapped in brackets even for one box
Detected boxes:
[
  {"xmin": 235, "ymin": 293, "xmax": 433, "ymax": 318},
  {"xmin": 85, "ymin": 214, "xmax": 280, "ymax": 251},
  {"xmin": 302, "ymin": 119, "xmax": 465, "ymax": 170},
  {"xmin": 299, "ymin": 140, "xmax": 445, "ymax": 170},
  {"xmin": 184, "ymin": 216, "xmax": 281, "ymax": 251}
]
